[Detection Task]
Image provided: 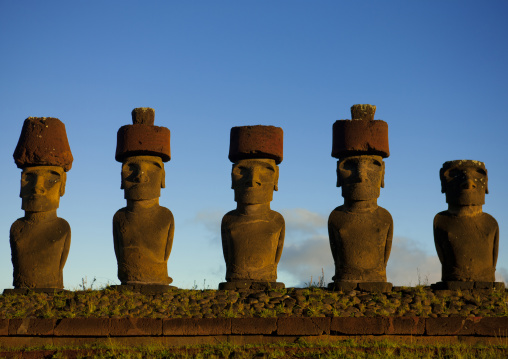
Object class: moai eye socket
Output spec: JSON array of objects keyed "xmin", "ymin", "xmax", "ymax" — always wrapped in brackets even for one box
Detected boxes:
[
  {"xmin": 339, "ymin": 158, "xmax": 356, "ymax": 171},
  {"xmin": 476, "ymin": 168, "xmax": 487, "ymax": 177}
]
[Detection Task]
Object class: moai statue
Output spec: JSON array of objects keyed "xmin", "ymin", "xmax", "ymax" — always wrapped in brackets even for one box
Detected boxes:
[
  {"xmin": 328, "ymin": 104, "xmax": 393, "ymax": 292},
  {"xmin": 9, "ymin": 117, "xmax": 73, "ymax": 292},
  {"xmin": 219, "ymin": 125, "xmax": 285, "ymax": 290},
  {"xmin": 113, "ymin": 108, "xmax": 175, "ymax": 292},
  {"xmin": 432, "ymin": 160, "xmax": 503, "ymax": 290}
]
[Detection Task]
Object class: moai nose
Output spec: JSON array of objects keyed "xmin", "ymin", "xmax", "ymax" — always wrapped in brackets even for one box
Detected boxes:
[
  {"xmin": 460, "ymin": 178, "xmax": 476, "ymax": 190},
  {"xmin": 134, "ymin": 170, "xmax": 149, "ymax": 183},
  {"xmin": 33, "ymin": 176, "xmax": 46, "ymax": 194}
]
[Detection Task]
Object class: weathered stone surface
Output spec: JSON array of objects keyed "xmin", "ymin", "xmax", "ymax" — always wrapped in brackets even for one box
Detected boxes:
[
  {"xmin": 116, "ymin": 108, "xmax": 170, "ymax": 162},
  {"xmin": 54, "ymin": 318, "xmax": 110, "ymax": 336},
  {"xmin": 426, "ymin": 317, "xmax": 477, "ymax": 336},
  {"xmin": 218, "ymin": 281, "xmax": 284, "ymax": 290},
  {"xmin": 110, "ymin": 284, "xmax": 176, "ymax": 294},
  {"xmin": 14, "ymin": 117, "xmax": 73, "ymax": 171},
  {"xmin": 328, "ymin": 281, "xmax": 357, "ymax": 292},
  {"xmin": 328, "ymin": 146, "xmax": 393, "ymax": 286},
  {"xmin": 8, "ymin": 319, "xmax": 56, "ymax": 336},
  {"xmin": 114, "ymin": 108, "xmax": 175, "ymax": 287},
  {"xmin": 0, "ymin": 319, "xmax": 8, "ymax": 336},
  {"xmin": 109, "ymin": 318, "xmax": 162, "ymax": 336},
  {"xmin": 163, "ymin": 318, "xmax": 230, "ymax": 336},
  {"xmin": 332, "ymin": 105, "xmax": 389, "ymax": 159},
  {"xmin": 231, "ymin": 318, "xmax": 277, "ymax": 334},
  {"xmin": 474, "ymin": 317, "xmax": 508, "ymax": 336},
  {"xmin": 331, "ymin": 317, "xmax": 387, "ymax": 335},
  {"xmin": 386, "ymin": 317, "xmax": 425, "ymax": 335},
  {"xmin": 229, "ymin": 126, "xmax": 283, "ymax": 164},
  {"xmin": 434, "ymin": 160, "xmax": 499, "ymax": 284},
  {"xmin": 277, "ymin": 317, "xmax": 330, "ymax": 335},
  {"xmin": 11, "ymin": 118, "xmax": 72, "ymax": 290},
  {"xmin": 222, "ymin": 128, "xmax": 285, "ymax": 287},
  {"xmin": 357, "ymin": 282, "xmax": 393, "ymax": 292}
]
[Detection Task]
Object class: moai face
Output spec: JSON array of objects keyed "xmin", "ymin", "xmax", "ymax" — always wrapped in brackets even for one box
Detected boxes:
[
  {"xmin": 122, "ymin": 155, "xmax": 165, "ymax": 200},
  {"xmin": 232, "ymin": 158, "xmax": 279, "ymax": 205},
  {"xmin": 20, "ymin": 166, "xmax": 66, "ymax": 212},
  {"xmin": 440, "ymin": 160, "xmax": 488, "ymax": 206},
  {"xmin": 337, "ymin": 155, "xmax": 385, "ymax": 201}
]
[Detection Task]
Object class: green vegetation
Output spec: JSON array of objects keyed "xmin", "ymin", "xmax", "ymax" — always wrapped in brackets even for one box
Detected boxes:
[{"xmin": 1, "ymin": 340, "xmax": 507, "ymax": 358}]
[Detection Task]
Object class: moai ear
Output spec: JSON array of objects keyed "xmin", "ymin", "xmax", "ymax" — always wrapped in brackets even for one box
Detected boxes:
[
  {"xmin": 59, "ymin": 172, "xmax": 67, "ymax": 197},
  {"xmin": 120, "ymin": 172, "xmax": 125, "ymax": 190},
  {"xmin": 439, "ymin": 168, "xmax": 447, "ymax": 194},
  {"xmin": 485, "ymin": 169, "xmax": 489, "ymax": 195},
  {"xmin": 381, "ymin": 161, "xmax": 385, "ymax": 188},
  {"xmin": 231, "ymin": 164, "xmax": 235, "ymax": 189},
  {"xmin": 161, "ymin": 167, "xmax": 166, "ymax": 189},
  {"xmin": 274, "ymin": 165, "xmax": 279, "ymax": 191},
  {"xmin": 336, "ymin": 161, "xmax": 342, "ymax": 188}
]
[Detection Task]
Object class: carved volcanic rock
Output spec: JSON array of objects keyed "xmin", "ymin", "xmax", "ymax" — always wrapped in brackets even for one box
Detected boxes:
[
  {"xmin": 229, "ymin": 125, "xmax": 283, "ymax": 164},
  {"xmin": 13, "ymin": 117, "xmax": 73, "ymax": 171}
]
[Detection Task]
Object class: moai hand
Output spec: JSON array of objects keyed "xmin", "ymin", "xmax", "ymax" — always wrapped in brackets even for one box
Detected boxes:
[
  {"xmin": 220, "ymin": 126, "xmax": 285, "ymax": 290},
  {"xmin": 10, "ymin": 117, "xmax": 73, "ymax": 291},
  {"xmin": 432, "ymin": 160, "xmax": 503, "ymax": 290},
  {"xmin": 328, "ymin": 105, "xmax": 393, "ymax": 292},
  {"xmin": 113, "ymin": 108, "xmax": 175, "ymax": 291}
]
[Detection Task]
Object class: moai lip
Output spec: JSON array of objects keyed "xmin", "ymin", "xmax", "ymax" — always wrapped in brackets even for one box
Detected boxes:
[
  {"xmin": 10, "ymin": 117, "xmax": 73, "ymax": 290},
  {"xmin": 113, "ymin": 108, "xmax": 175, "ymax": 287},
  {"xmin": 221, "ymin": 125, "xmax": 285, "ymax": 290},
  {"xmin": 433, "ymin": 160, "xmax": 501, "ymax": 287},
  {"xmin": 328, "ymin": 105, "xmax": 393, "ymax": 292}
]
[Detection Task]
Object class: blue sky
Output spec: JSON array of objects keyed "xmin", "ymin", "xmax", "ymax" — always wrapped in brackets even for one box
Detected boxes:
[{"xmin": 1, "ymin": 1, "xmax": 507, "ymax": 289}]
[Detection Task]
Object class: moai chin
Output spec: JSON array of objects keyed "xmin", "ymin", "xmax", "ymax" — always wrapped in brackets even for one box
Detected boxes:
[
  {"xmin": 113, "ymin": 108, "xmax": 175, "ymax": 292},
  {"xmin": 432, "ymin": 160, "xmax": 504, "ymax": 291},
  {"xmin": 219, "ymin": 125, "xmax": 285, "ymax": 290},
  {"xmin": 9, "ymin": 117, "xmax": 73, "ymax": 292},
  {"xmin": 328, "ymin": 105, "xmax": 393, "ymax": 292}
]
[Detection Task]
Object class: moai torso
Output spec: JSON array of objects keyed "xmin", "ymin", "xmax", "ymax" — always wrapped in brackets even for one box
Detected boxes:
[
  {"xmin": 114, "ymin": 205, "xmax": 174, "ymax": 284},
  {"xmin": 10, "ymin": 217, "xmax": 70, "ymax": 288},
  {"xmin": 434, "ymin": 159, "xmax": 499, "ymax": 283},
  {"xmin": 329, "ymin": 206, "xmax": 392, "ymax": 282},
  {"xmin": 222, "ymin": 209, "xmax": 284, "ymax": 282},
  {"xmin": 434, "ymin": 211, "xmax": 498, "ymax": 281}
]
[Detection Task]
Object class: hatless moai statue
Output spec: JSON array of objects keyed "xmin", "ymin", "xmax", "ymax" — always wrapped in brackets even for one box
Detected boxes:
[
  {"xmin": 113, "ymin": 108, "xmax": 175, "ymax": 291},
  {"xmin": 432, "ymin": 160, "xmax": 503, "ymax": 290},
  {"xmin": 328, "ymin": 105, "xmax": 393, "ymax": 292},
  {"xmin": 10, "ymin": 117, "xmax": 73, "ymax": 291},
  {"xmin": 219, "ymin": 125, "xmax": 285, "ymax": 290}
]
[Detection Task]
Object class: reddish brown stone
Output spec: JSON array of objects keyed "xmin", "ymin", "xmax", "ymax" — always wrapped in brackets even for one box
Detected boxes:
[
  {"xmin": 116, "ymin": 124, "xmax": 171, "ymax": 162},
  {"xmin": 331, "ymin": 317, "xmax": 388, "ymax": 335},
  {"xmin": 474, "ymin": 317, "xmax": 508, "ymax": 336},
  {"xmin": 332, "ymin": 119, "xmax": 389, "ymax": 159},
  {"xmin": 231, "ymin": 318, "xmax": 277, "ymax": 335},
  {"xmin": 0, "ymin": 319, "xmax": 8, "ymax": 336},
  {"xmin": 386, "ymin": 317, "xmax": 425, "ymax": 335},
  {"xmin": 229, "ymin": 126, "xmax": 283, "ymax": 164},
  {"xmin": 8, "ymin": 319, "xmax": 56, "ymax": 335},
  {"xmin": 109, "ymin": 318, "xmax": 162, "ymax": 336},
  {"xmin": 425, "ymin": 317, "xmax": 477, "ymax": 336},
  {"xmin": 163, "ymin": 318, "xmax": 231, "ymax": 336},
  {"xmin": 54, "ymin": 318, "xmax": 110, "ymax": 336},
  {"xmin": 277, "ymin": 317, "xmax": 330, "ymax": 335},
  {"xmin": 13, "ymin": 117, "xmax": 73, "ymax": 171}
]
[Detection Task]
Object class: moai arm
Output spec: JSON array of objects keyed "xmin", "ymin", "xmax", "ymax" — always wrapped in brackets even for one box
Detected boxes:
[
  {"xmin": 220, "ymin": 217, "xmax": 229, "ymax": 263},
  {"xmin": 384, "ymin": 220, "xmax": 393, "ymax": 267},
  {"xmin": 113, "ymin": 216, "xmax": 121, "ymax": 261},
  {"xmin": 493, "ymin": 225, "xmax": 499, "ymax": 269},
  {"xmin": 433, "ymin": 216, "xmax": 445, "ymax": 265},
  {"xmin": 164, "ymin": 212, "xmax": 175, "ymax": 262},
  {"xmin": 328, "ymin": 220, "xmax": 338, "ymax": 266},
  {"xmin": 60, "ymin": 228, "xmax": 71, "ymax": 274},
  {"xmin": 274, "ymin": 220, "xmax": 285, "ymax": 265}
]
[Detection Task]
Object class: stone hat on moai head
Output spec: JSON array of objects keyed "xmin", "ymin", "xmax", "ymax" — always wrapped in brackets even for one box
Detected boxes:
[
  {"xmin": 332, "ymin": 104, "xmax": 389, "ymax": 159},
  {"xmin": 115, "ymin": 107, "xmax": 171, "ymax": 163},
  {"xmin": 13, "ymin": 117, "xmax": 73, "ymax": 171},
  {"xmin": 229, "ymin": 125, "xmax": 283, "ymax": 164}
]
